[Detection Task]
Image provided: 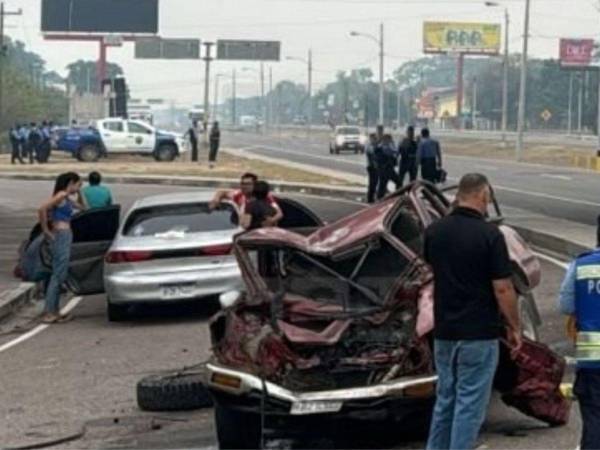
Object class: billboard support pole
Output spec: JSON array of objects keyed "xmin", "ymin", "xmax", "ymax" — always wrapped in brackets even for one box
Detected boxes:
[
  {"xmin": 97, "ymin": 40, "xmax": 107, "ymax": 92},
  {"xmin": 232, "ymin": 68, "xmax": 236, "ymax": 127},
  {"xmin": 579, "ymin": 71, "xmax": 584, "ymax": 137},
  {"xmin": 568, "ymin": 72, "xmax": 574, "ymax": 135},
  {"xmin": 456, "ymin": 52, "xmax": 464, "ymax": 130}
]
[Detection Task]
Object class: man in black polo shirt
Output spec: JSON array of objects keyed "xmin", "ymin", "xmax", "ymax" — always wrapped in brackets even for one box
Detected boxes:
[{"xmin": 424, "ymin": 173, "xmax": 522, "ymax": 450}]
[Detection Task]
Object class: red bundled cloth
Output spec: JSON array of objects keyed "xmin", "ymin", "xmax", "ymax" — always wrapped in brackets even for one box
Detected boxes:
[{"xmin": 497, "ymin": 337, "xmax": 571, "ymax": 427}]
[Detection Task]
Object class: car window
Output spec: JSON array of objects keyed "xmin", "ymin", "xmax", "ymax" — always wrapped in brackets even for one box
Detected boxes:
[
  {"xmin": 104, "ymin": 121, "xmax": 124, "ymax": 132},
  {"xmin": 123, "ymin": 203, "xmax": 238, "ymax": 237},
  {"xmin": 337, "ymin": 127, "xmax": 360, "ymax": 135},
  {"xmin": 128, "ymin": 122, "xmax": 152, "ymax": 134}
]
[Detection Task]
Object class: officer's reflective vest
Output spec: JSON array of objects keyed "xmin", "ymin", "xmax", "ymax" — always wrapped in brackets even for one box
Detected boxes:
[{"xmin": 574, "ymin": 250, "xmax": 600, "ymax": 367}]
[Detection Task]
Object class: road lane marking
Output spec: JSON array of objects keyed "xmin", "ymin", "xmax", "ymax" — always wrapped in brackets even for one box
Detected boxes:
[
  {"xmin": 0, "ymin": 296, "xmax": 83, "ymax": 354},
  {"xmin": 533, "ymin": 251, "xmax": 569, "ymax": 270},
  {"xmin": 540, "ymin": 174, "xmax": 573, "ymax": 181},
  {"xmin": 474, "ymin": 164, "xmax": 498, "ymax": 171}
]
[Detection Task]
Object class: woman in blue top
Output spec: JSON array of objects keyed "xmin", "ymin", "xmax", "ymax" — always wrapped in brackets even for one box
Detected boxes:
[{"xmin": 38, "ymin": 172, "xmax": 85, "ymax": 324}]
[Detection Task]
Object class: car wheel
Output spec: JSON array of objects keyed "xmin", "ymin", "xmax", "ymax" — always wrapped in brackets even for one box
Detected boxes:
[
  {"xmin": 215, "ymin": 404, "xmax": 261, "ymax": 449},
  {"xmin": 137, "ymin": 370, "xmax": 213, "ymax": 412},
  {"xmin": 519, "ymin": 293, "xmax": 539, "ymax": 342},
  {"xmin": 155, "ymin": 144, "xmax": 177, "ymax": 162},
  {"xmin": 335, "ymin": 147, "xmax": 340, "ymax": 155},
  {"xmin": 329, "ymin": 146, "xmax": 333, "ymax": 154},
  {"xmin": 78, "ymin": 145, "xmax": 100, "ymax": 162},
  {"xmin": 107, "ymin": 301, "xmax": 129, "ymax": 322}
]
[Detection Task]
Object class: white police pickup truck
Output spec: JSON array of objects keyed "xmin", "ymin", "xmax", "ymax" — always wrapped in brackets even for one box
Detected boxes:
[{"xmin": 56, "ymin": 118, "xmax": 187, "ymax": 162}]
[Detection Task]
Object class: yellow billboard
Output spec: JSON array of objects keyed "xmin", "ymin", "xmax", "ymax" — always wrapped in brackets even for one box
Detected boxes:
[{"xmin": 423, "ymin": 22, "xmax": 501, "ymax": 55}]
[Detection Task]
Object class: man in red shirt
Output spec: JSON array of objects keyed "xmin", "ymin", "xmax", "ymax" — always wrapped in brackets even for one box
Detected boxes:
[{"xmin": 210, "ymin": 172, "xmax": 283, "ymax": 226}]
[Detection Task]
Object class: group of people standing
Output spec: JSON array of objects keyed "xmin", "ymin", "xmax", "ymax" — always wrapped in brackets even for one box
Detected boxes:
[
  {"xmin": 185, "ymin": 120, "xmax": 221, "ymax": 167},
  {"xmin": 365, "ymin": 126, "xmax": 443, "ymax": 203},
  {"xmin": 9, "ymin": 121, "xmax": 56, "ymax": 165}
]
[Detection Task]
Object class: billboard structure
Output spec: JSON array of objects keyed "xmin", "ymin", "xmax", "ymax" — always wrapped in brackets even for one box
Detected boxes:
[
  {"xmin": 423, "ymin": 21, "xmax": 501, "ymax": 56},
  {"xmin": 41, "ymin": 0, "xmax": 159, "ymax": 34},
  {"xmin": 559, "ymin": 39, "xmax": 598, "ymax": 69},
  {"xmin": 217, "ymin": 40, "xmax": 281, "ymax": 61}
]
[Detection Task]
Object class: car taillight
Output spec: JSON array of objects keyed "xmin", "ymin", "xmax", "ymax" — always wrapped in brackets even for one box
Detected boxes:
[
  {"xmin": 198, "ymin": 244, "xmax": 232, "ymax": 256},
  {"xmin": 105, "ymin": 250, "xmax": 154, "ymax": 264}
]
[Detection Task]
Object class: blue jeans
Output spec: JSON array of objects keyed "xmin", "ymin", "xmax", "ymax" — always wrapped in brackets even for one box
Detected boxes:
[
  {"xmin": 44, "ymin": 230, "xmax": 72, "ymax": 314},
  {"xmin": 426, "ymin": 339, "xmax": 499, "ymax": 450}
]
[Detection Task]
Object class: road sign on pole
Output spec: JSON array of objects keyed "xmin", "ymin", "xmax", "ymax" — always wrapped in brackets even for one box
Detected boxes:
[
  {"xmin": 135, "ymin": 38, "xmax": 201, "ymax": 59},
  {"xmin": 217, "ymin": 40, "xmax": 281, "ymax": 61}
]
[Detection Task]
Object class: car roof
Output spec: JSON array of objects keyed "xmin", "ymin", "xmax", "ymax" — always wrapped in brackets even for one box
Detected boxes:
[{"xmin": 133, "ymin": 191, "xmax": 216, "ymax": 209}]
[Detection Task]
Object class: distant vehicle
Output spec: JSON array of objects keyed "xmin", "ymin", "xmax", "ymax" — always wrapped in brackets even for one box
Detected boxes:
[
  {"xmin": 240, "ymin": 115, "xmax": 258, "ymax": 127},
  {"xmin": 55, "ymin": 118, "xmax": 187, "ymax": 163},
  {"xmin": 103, "ymin": 192, "xmax": 244, "ymax": 321},
  {"xmin": 188, "ymin": 108, "xmax": 206, "ymax": 125},
  {"xmin": 292, "ymin": 115, "xmax": 307, "ymax": 126},
  {"xmin": 329, "ymin": 125, "xmax": 367, "ymax": 154}
]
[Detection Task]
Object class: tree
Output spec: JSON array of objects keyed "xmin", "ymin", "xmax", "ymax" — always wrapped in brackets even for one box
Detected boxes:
[{"xmin": 66, "ymin": 60, "xmax": 124, "ymax": 94}]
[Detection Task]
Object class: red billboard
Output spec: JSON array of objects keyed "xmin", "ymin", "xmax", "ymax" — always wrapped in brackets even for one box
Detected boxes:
[{"xmin": 560, "ymin": 39, "xmax": 596, "ymax": 69}]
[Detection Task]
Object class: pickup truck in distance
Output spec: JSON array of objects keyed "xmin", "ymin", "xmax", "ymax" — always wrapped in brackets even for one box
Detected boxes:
[{"xmin": 56, "ymin": 118, "xmax": 187, "ymax": 162}]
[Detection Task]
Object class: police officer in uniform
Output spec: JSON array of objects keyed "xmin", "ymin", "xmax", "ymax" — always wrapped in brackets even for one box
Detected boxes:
[
  {"xmin": 39, "ymin": 121, "xmax": 52, "ymax": 163},
  {"xmin": 27, "ymin": 122, "xmax": 42, "ymax": 164},
  {"xmin": 9, "ymin": 124, "xmax": 24, "ymax": 164},
  {"xmin": 559, "ymin": 250, "xmax": 600, "ymax": 449},
  {"xmin": 365, "ymin": 133, "xmax": 379, "ymax": 203}
]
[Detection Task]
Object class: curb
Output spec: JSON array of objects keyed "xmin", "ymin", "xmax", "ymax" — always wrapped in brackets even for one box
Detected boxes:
[{"xmin": 0, "ymin": 283, "xmax": 35, "ymax": 321}]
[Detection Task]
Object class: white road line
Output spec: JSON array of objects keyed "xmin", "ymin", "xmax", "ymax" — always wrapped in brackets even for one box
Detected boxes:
[
  {"xmin": 245, "ymin": 144, "xmax": 364, "ymax": 167},
  {"xmin": 474, "ymin": 164, "xmax": 499, "ymax": 171},
  {"xmin": 540, "ymin": 174, "xmax": 573, "ymax": 181},
  {"xmin": 0, "ymin": 296, "xmax": 83, "ymax": 354},
  {"xmin": 533, "ymin": 251, "xmax": 569, "ymax": 270}
]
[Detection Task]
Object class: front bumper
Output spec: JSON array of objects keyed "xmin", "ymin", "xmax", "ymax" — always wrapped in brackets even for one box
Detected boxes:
[
  {"xmin": 104, "ymin": 262, "xmax": 242, "ymax": 303},
  {"xmin": 206, "ymin": 362, "xmax": 437, "ymax": 416},
  {"xmin": 335, "ymin": 142, "xmax": 363, "ymax": 151}
]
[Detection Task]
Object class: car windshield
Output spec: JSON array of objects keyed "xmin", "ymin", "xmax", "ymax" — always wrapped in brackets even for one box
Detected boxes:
[
  {"xmin": 337, "ymin": 127, "xmax": 360, "ymax": 135},
  {"xmin": 123, "ymin": 203, "xmax": 238, "ymax": 237}
]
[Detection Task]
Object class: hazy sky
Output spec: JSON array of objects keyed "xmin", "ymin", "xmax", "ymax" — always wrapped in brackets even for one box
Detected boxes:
[{"xmin": 6, "ymin": 0, "xmax": 600, "ymax": 106}]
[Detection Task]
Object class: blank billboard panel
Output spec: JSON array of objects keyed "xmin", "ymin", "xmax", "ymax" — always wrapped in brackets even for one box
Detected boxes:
[
  {"xmin": 217, "ymin": 40, "xmax": 281, "ymax": 61},
  {"xmin": 41, "ymin": 0, "xmax": 159, "ymax": 34},
  {"xmin": 135, "ymin": 38, "xmax": 200, "ymax": 59}
]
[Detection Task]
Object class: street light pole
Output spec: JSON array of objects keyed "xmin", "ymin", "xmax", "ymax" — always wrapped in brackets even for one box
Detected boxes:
[
  {"xmin": 502, "ymin": 7, "xmax": 509, "ymax": 145},
  {"xmin": 232, "ymin": 68, "xmax": 237, "ymax": 126},
  {"xmin": 516, "ymin": 0, "xmax": 531, "ymax": 161},
  {"xmin": 379, "ymin": 22, "xmax": 384, "ymax": 126},
  {"xmin": 308, "ymin": 48, "xmax": 313, "ymax": 137},
  {"xmin": 568, "ymin": 72, "xmax": 573, "ymax": 135},
  {"xmin": 202, "ymin": 42, "xmax": 214, "ymax": 144}
]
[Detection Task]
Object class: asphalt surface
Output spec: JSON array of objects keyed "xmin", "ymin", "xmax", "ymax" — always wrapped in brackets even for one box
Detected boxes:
[
  {"xmin": 0, "ymin": 180, "xmax": 581, "ymax": 449},
  {"xmin": 225, "ymin": 131, "xmax": 600, "ymax": 226}
]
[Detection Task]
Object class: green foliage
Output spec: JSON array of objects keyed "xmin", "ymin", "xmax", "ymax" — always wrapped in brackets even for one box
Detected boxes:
[{"xmin": 66, "ymin": 59, "xmax": 124, "ymax": 94}]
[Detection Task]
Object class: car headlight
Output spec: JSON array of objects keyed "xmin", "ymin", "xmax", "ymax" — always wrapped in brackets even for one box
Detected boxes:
[{"xmin": 336, "ymin": 136, "xmax": 345, "ymax": 146}]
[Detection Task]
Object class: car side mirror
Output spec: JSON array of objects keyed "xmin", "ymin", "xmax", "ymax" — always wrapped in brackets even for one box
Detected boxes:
[{"xmin": 219, "ymin": 290, "xmax": 241, "ymax": 308}]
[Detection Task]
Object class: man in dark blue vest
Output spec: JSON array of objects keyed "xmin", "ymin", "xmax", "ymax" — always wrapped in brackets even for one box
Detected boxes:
[{"xmin": 559, "ymin": 250, "xmax": 600, "ymax": 449}]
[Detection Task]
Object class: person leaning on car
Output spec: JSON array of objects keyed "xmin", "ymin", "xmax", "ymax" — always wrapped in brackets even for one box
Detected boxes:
[
  {"xmin": 240, "ymin": 180, "xmax": 278, "ymax": 230},
  {"xmin": 424, "ymin": 173, "xmax": 521, "ymax": 450},
  {"xmin": 209, "ymin": 172, "xmax": 283, "ymax": 226}
]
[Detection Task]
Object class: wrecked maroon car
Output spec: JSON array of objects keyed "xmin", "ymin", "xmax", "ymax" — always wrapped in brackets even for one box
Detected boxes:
[{"xmin": 205, "ymin": 182, "xmax": 567, "ymax": 449}]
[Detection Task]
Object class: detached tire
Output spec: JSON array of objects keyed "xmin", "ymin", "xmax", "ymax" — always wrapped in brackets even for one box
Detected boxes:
[
  {"xmin": 155, "ymin": 144, "xmax": 177, "ymax": 162},
  {"xmin": 78, "ymin": 145, "xmax": 100, "ymax": 162},
  {"xmin": 215, "ymin": 404, "xmax": 261, "ymax": 449},
  {"xmin": 137, "ymin": 371, "xmax": 213, "ymax": 412}
]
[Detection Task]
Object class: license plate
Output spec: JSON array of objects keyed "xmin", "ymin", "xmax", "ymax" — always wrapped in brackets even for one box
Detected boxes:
[
  {"xmin": 290, "ymin": 400, "xmax": 343, "ymax": 415},
  {"xmin": 161, "ymin": 283, "xmax": 194, "ymax": 298}
]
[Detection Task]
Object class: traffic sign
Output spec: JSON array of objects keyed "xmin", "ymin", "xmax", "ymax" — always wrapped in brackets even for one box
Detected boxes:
[
  {"xmin": 217, "ymin": 40, "xmax": 281, "ymax": 61},
  {"xmin": 135, "ymin": 38, "xmax": 201, "ymax": 59},
  {"xmin": 540, "ymin": 109, "xmax": 553, "ymax": 122}
]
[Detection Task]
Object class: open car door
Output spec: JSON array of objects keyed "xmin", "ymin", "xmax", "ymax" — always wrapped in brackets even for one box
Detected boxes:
[
  {"xmin": 274, "ymin": 197, "xmax": 324, "ymax": 234},
  {"xmin": 42, "ymin": 205, "xmax": 120, "ymax": 296}
]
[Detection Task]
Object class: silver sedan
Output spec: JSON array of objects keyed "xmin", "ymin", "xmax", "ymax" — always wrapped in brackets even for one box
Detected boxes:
[{"xmin": 103, "ymin": 192, "xmax": 244, "ymax": 321}]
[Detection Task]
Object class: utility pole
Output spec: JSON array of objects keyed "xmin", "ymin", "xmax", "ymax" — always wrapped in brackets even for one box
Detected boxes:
[
  {"xmin": 232, "ymin": 68, "xmax": 237, "ymax": 126},
  {"xmin": 378, "ymin": 22, "xmax": 384, "ymax": 126},
  {"xmin": 472, "ymin": 77, "xmax": 478, "ymax": 129},
  {"xmin": 568, "ymin": 72, "xmax": 573, "ymax": 135},
  {"xmin": 0, "ymin": 2, "xmax": 22, "ymax": 125},
  {"xmin": 501, "ymin": 7, "xmax": 509, "ymax": 146},
  {"xmin": 308, "ymin": 48, "xmax": 313, "ymax": 137},
  {"xmin": 579, "ymin": 71, "xmax": 584, "ymax": 137},
  {"xmin": 213, "ymin": 74, "xmax": 221, "ymax": 122},
  {"xmin": 515, "ymin": 0, "xmax": 531, "ymax": 161},
  {"xmin": 268, "ymin": 66, "xmax": 273, "ymax": 130},
  {"xmin": 396, "ymin": 88, "xmax": 401, "ymax": 129},
  {"xmin": 260, "ymin": 61, "xmax": 265, "ymax": 133},
  {"xmin": 202, "ymin": 41, "xmax": 214, "ymax": 146}
]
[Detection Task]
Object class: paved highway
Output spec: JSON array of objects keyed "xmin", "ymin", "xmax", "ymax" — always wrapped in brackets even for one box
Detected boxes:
[
  {"xmin": 0, "ymin": 180, "xmax": 580, "ymax": 449},
  {"xmin": 225, "ymin": 132, "xmax": 600, "ymax": 226}
]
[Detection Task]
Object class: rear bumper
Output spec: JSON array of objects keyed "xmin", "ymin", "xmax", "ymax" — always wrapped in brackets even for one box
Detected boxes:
[{"xmin": 104, "ymin": 263, "xmax": 242, "ymax": 303}]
